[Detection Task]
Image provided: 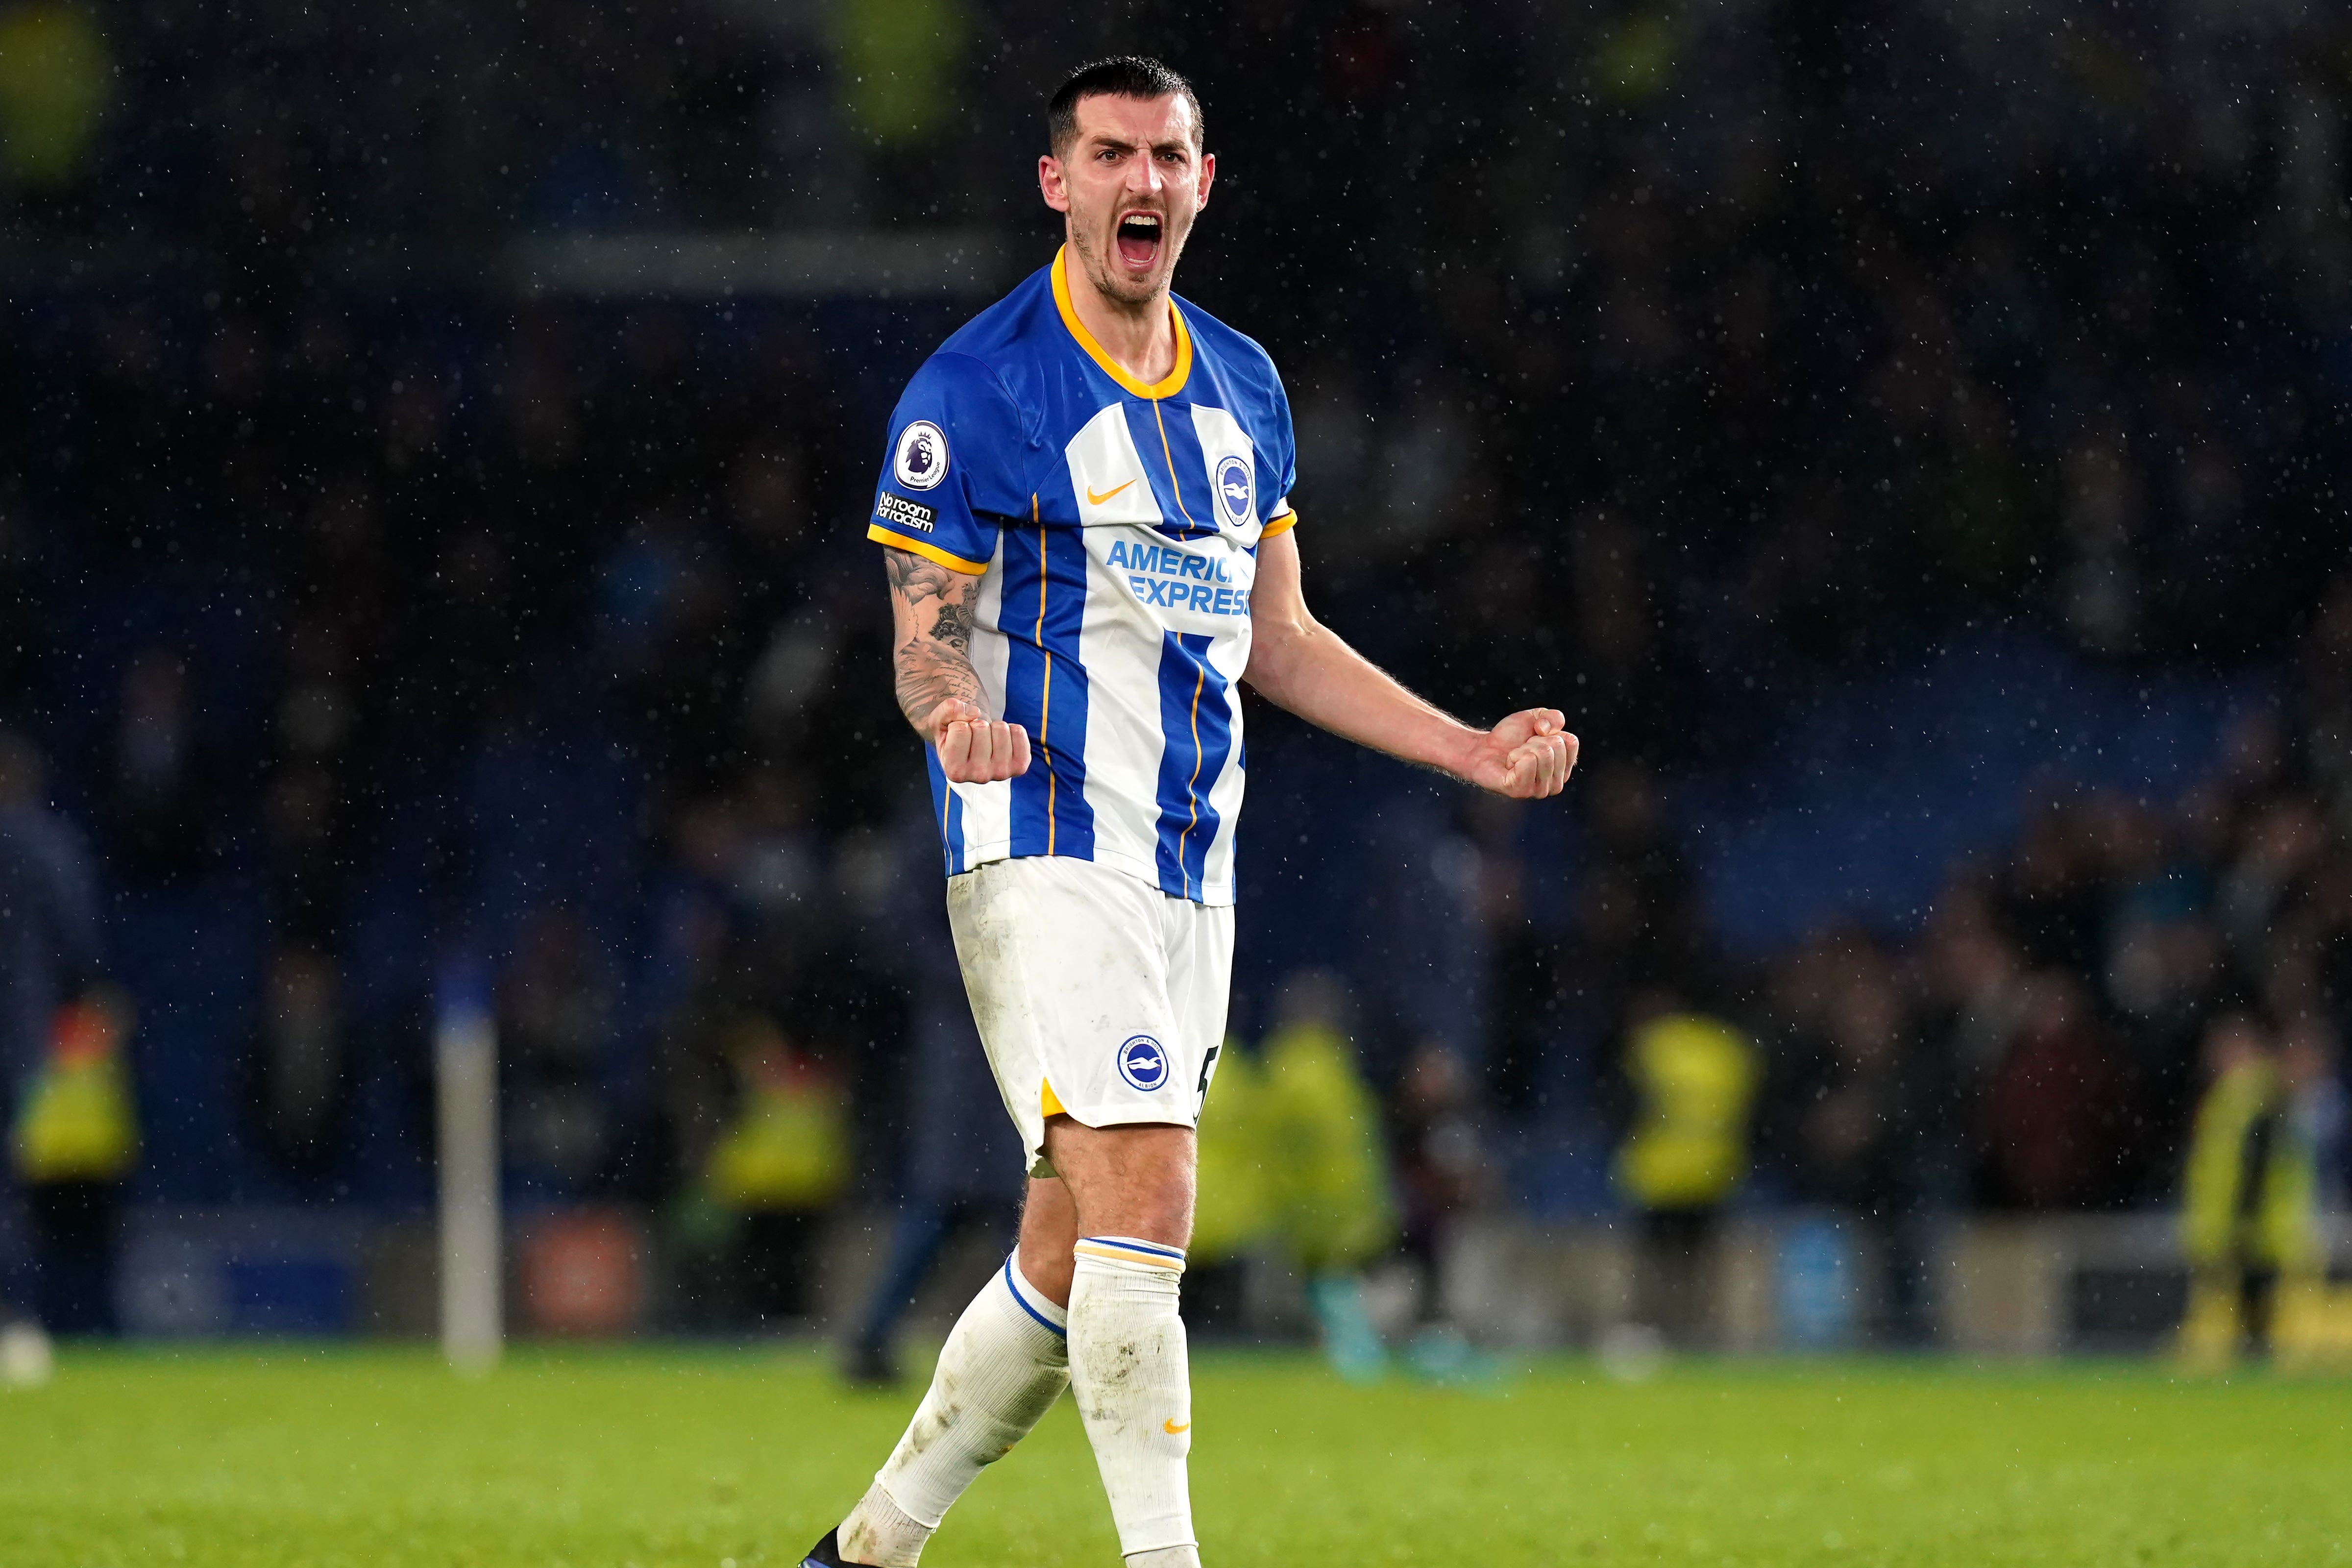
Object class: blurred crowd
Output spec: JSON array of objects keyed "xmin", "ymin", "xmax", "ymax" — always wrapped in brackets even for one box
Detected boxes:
[
  {"xmin": 1759, "ymin": 620, "xmax": 2352, "ymax": 1225},
  {"xmin": 1, "ymin": 0, "xmax": 2350, "ymax": 1335},
  {"xmin": 1736, "ymin": 584, "xmax": 2352, "ymax": 1334}
]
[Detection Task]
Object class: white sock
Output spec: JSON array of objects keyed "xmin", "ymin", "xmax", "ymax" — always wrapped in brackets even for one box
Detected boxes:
[
  {"xmin": 835, "ymin": 1486, "xmax": 928, "ymax": 1568},
  {"xmin": 841, "ymin": 1255, "xmax": 1070, "ymax": 1567},
  {"xmin": 1068, "ymin": 1236, "xmax": 1195, "ymax": 1558}
]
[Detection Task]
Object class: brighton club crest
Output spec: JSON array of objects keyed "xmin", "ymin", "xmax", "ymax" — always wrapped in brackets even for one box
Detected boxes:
[
  {"xmin": 1214, "ymin": 453, "xmax": 1253, "ymax": 530},
  {"xmin": 1117, "ymin": 1035, "xmax": 1169, "ymax": 1092}
]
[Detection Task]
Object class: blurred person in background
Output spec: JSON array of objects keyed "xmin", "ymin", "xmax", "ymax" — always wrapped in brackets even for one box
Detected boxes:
[
  {"xmin": 1613, "ymin": 993, "xmax": 1760, "ymax": 1349},
  {"xmin": 1759, "ymin": 931, "xmax": 1946, "ymax": 1345},
  {"xmin": 1181, "ymin": 1034, "xmax": 1265, "ymax": 1340},
  {"xmin": 1976, "ymin": 970, "xmax": 2130, "ymax": 1210},
  {"xmin": 1914, "ymin": 876, "xmax": 2029, "ymax": 1107},
  {"xmin": 701, "ymin": 1014, "xmax": 850, "ymax": 1327},
  {"xmin": 651, "ymin": 776, "xmax": 894, "ymax": 1333},
  {"xmin": 662, "ymin": 1003, "xmax": 849, "ymax": 1330},
  {"xmin": 1386, "ymin": 1031, "xmax": 1498, "ymax": 1380},
  {"xmin": 1254, "ymin": 972, "xmax": 1397, "ymax": 1381},
  {"xmin": 1344, "ymin": 806, "xmax": 1497, "ymax": 1377},
  {"xmin": 0, "ymin": 732, "xmax": 130, "ymax": 1345},
  {"xmin": 2175, "ymin": 1012, "xmax": 2323, "ymax": 1370},
  {"xmin": 0, "ymin": 2, "xmax": 111, "ymax": 196},
  {"xmin": 13, "ymin": 996, "xmax": 138, "ymax": 1339}
]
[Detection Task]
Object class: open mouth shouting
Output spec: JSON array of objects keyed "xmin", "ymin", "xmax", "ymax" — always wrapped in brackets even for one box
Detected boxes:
[{"xmin": 1114, "ymin": 209, "xmax": 1164, "ymax": 271}]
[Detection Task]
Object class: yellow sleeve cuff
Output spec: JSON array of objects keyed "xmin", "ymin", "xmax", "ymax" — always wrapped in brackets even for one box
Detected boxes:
[
  {"xmin": 1260, "ymin": 507, "xmax": 1298, "ymax": 539},
  {"xmin": 870, "ymin": 525, "xmax": 988, "ymax": 575}
]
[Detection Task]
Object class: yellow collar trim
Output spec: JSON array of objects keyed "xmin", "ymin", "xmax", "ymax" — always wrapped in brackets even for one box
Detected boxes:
[{"xmin": 1052, "ymin": 245, "xmax": 1191, "ymax": 400}]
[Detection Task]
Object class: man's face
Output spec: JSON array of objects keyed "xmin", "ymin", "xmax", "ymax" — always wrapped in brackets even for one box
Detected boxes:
[{"xmin": 1040, "ymin": 93, "xmax": 1214, "ymax": 307}]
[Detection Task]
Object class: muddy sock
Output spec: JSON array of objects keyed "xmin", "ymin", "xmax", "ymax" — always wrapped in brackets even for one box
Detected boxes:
[
  {"xmin": 845, "ymin": 1255, "xmax": 1069, "ymax": 1565},
  {"xmin": 1068, "ymin": 1236, "xmax": 1194, "ymax": 1557}
]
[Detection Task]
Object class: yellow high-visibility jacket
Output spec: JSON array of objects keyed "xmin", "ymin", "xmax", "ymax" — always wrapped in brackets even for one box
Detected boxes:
[
  {"xmin": 1189, "ymin": 1041, "xmax": 1271, "ymax": 1265},
  {"xmin": 1614, "ymin": 1013, "xmax": 1759, "ymax": 1211},
  {"xmin": 11, "ymin": 1001, "xmax": 139, "ymax": 1184},
  {"xmin": 2181, "ymin": 1057, "xmax": 2318, "ymax": 1274},
  {"xmin": 1258, "ymin": 1021, "xmax": 1398, "ymax": 1273},
  {"xmin": 705, "ymin": 1064, "xmax": 849, "ymax": 1213}
]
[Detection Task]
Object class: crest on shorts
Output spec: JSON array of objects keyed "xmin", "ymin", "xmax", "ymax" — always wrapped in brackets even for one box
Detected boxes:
[
  {"xmin": 1117, "ymin": 1035, "xmax": 1169, "ymax": 1092},
  {"xmin": 894, "ymin": 420, "xmax": 948, "ymax": 491}
]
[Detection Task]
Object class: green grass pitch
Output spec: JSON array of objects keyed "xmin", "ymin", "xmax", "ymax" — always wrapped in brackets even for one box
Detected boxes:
[{"xmin": 0, "ymin": 1347, "xmax": 2345, "ymax": 1566}]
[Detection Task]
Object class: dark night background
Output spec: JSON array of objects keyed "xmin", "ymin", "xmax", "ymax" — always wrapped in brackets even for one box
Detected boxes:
[{"xmin": 1, "ymin": 0, "xmax": 2347, "ymax": 1336}]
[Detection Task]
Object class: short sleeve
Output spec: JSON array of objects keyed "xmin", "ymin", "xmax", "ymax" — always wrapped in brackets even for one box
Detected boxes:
[
  {"xmin": 1257, "ymin": 365, "xmax": 1299, "ymax": 539},
  {"xmin": 868, "ymin": 352, "xmax": 1029, "ymax": 575}
]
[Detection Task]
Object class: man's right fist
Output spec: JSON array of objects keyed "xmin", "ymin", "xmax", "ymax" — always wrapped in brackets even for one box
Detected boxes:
[{"xmin": 929, "ymin": 699, "xmax": 1031, "ymax": 783}]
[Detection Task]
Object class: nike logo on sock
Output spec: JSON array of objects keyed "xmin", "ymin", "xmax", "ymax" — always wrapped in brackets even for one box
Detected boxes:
[
  {"xmin": 1086, "ymin": 479, "xmax": 1137, "ymax": 505},
  {"xmin": 1163, "ymin": 1418, "xmax": 1190, "ymax": 1435}
]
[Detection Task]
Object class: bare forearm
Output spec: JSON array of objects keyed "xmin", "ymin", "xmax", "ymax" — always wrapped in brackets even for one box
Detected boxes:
[
  {"xmin": 1245, "ymin": 617, "xmax": 1479, "ymax": 778},
  {"xmin": 1241, "ymin": 530, "xmax": 1573, "ymax": 799}
]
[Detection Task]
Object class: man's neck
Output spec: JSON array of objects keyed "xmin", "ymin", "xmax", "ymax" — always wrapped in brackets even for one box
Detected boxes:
[{"xmin": 1064, "ymin": 244, "xmax": 1176, "ymax": 387}]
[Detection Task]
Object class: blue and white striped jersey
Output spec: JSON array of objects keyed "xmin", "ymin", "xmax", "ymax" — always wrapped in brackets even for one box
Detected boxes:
[{"xmin": 866, "ymin": 246, "xmax": 1298, "ymax": 906}]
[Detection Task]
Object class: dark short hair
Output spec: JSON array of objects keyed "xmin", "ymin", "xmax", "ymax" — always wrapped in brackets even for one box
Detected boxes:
[{"xmin": 1048, "ymin": 56, "xmax": 1203, "ymax": 157}]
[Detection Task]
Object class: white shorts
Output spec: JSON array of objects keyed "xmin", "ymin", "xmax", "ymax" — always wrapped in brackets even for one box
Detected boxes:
[{"xmin": 946, "ymin": 856, "xmax": 1233, "ymax": 1178}]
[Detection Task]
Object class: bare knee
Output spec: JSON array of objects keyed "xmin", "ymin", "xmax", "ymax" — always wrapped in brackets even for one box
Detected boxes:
[{"xmin": 1042, "ymin": 1118, "xmax": 1195, "ymax": 1251}]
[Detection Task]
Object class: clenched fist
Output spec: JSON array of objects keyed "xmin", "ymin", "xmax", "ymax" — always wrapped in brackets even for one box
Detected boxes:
[
  {"xmin": 928, "ymin": 698, "xmax": 1031, "ymax": 784},
  {"xmin": 1456, "ymin": 708, "xmax": 1578, "ymax": 799}
]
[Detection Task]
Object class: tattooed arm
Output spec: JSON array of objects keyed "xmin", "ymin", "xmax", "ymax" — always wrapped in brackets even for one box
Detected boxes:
[{"xmin": 885, "ymin": 546, "xmax": 1030, "ymax": 784}]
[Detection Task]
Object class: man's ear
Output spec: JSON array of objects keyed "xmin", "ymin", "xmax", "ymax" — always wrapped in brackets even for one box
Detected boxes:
[
  {"xmin": 1195, "ymin": 150, "xmax": 1216, "ymax": 212},
  {"xmin": 1039, "ymin": 154, "xmax": 1071, "ymax": 214}
]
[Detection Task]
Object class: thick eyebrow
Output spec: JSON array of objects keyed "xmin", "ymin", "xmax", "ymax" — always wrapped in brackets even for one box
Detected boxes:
[{"xmin": 1082, "ymin": 133, "xmax": 1195, "ymax": 160}]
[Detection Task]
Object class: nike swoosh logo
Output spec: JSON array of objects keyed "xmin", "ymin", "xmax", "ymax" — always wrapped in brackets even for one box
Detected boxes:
[
  {"xmin": 1086, "ymin": 479, "xmax": 1137, "ymax": 505},
  {"xmin": 1164, "ymin": 1418, "xmax": 1190, "ymax": 1435}
]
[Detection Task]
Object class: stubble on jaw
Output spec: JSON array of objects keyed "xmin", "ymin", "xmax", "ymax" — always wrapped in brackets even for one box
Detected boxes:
[{"xmin": 1071, "ymin": 216, "xmax": 1189, "ymax": 314}]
